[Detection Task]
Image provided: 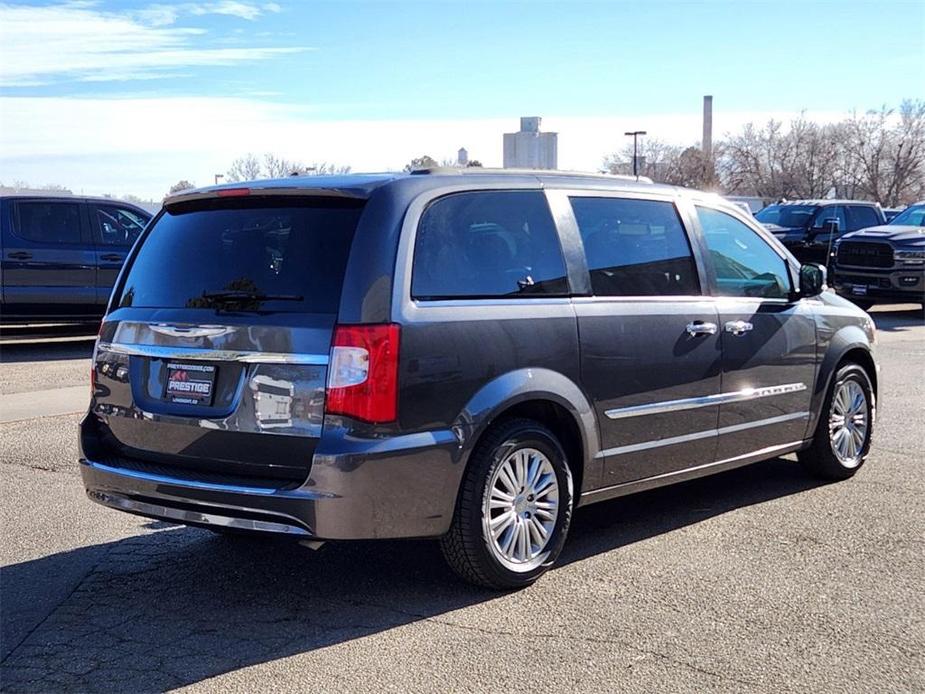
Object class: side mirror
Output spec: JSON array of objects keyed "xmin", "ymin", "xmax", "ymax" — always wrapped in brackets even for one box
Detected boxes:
[
  {"xmin": 812, "ymin": 218, "xmax": 839, "ymax": 235},
  {"xmin": 797, "ymin": 263, "xmax": 826, "ymax": 299}
]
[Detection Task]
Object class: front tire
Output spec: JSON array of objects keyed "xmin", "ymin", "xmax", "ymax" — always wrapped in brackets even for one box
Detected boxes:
[
  {"xmin": 799, "ymin": 363, "xmax": 874, "ymax": 480},
  {"xmin": 440, "ymin": 419, "xmax": 574, "ymax": 590}
]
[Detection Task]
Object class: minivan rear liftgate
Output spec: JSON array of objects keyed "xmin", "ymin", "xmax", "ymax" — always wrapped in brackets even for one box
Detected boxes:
[
  {"xmin": 79, "ymin": 194, "xmax": 368, "ymax": 533},
  {"xmin": 84, "ymin": 316, "xmax": 332, "ymax": 486}
]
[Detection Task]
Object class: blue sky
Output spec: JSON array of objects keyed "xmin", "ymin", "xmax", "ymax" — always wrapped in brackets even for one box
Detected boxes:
[{"xmin": 1, "ymin": 0, "xmax": 922, "ymax": 197}]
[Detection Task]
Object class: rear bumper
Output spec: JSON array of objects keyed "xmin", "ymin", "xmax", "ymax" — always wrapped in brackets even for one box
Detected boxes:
[
  {"xmin": 80, "ymin": 458, "xmax": 326, "ymax": 536},
  {"xmin": 79, "ymin": 421, "xmax": 463, "ymax": 541}
]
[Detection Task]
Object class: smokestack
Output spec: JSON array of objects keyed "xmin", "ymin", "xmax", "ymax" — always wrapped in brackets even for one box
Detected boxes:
[{"xmin": 702, "ymin": 95, "xmax": 713, "ymax": 160}]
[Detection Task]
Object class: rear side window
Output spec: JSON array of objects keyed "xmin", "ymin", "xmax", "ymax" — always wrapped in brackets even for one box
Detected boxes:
[
  {"xmin": 812, "ymin": 206, "xmax": 846, "ymax": 231},
  {"xmin": 117, "ymin": 197, "xmax": 363, "ymax": 314},
  {"xmin": 14, "ymin": 202, "xmax": 82, "ymax": 244},
  {"xmin": 93, "ymin": 205, "xmax": 149, "ymax": 246},
  {"xmin": 411, "ymin": 191, "xmax": 568, "ymax": 299},
  {"xmin": 846, "ymin": 205, "xmax": 881, "ymax": 231},
  {"xmin": 569, "ymin": 196, "xmax": 699, "ymax": 296}
]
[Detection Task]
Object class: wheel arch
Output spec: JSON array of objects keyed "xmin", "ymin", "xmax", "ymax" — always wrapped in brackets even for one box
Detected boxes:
[
  {"xmin": 808, "ymin": 326, "xmax": 878, "ymax": 435},
  {"xmin": 451, "ymin": 368, "xmax": 600, "ymax": 505}
]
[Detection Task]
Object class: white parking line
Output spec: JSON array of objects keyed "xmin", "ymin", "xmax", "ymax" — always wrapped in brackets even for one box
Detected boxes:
[{"xmin": 0, "ymin": 386, "xmax": 89, "ymax": 423}]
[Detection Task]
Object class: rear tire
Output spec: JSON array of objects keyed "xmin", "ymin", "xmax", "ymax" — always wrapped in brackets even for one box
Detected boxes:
[
  {"xmin": 799, "ymin": 363, "xmax": 874, "ymax": 480},
  {"xmin": 440, "ymin": 419, "xmax": 574, "ymax": 590}
]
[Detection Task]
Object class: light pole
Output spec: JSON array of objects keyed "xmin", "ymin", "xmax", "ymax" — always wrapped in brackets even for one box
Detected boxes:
[
  {"xmin": 214, "ymin": 173, "xmax": 224, "ymax": 185},
  {"xmin": 624, "ymin": 130, "xmax": 647, "ymax": 179}
]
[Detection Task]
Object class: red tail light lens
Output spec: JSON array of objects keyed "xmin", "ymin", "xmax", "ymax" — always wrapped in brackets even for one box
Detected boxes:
[{"xmin": 326, "ymin": 324, "xmax": 400, "ymax": 423}]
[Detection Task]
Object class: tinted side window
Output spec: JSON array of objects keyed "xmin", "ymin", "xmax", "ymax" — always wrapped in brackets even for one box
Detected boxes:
[
  {"xmin": 570, "ymin": 197, "xmax": 699, "ymax": 296},
  {"xmin": 697, "ymin": 206, "xmax": 791, "ymax": 299},
  {"xmin": 411, "ymin": 191, "xmax": 568, "ymax": 299},
  {"xmin": 812, "ymin": 206, "xmax": 846, "ymax": 231},
  {"xmin": 846, "ymin": 205, "xmax": 880, "ymax": 231},
  {"xmin": 14, "ymin": 202, "xmax": 82, "ymax": 244},
  {"xmin": 94, "ymin": 205, "xmax": 148, "ymax": 246}
]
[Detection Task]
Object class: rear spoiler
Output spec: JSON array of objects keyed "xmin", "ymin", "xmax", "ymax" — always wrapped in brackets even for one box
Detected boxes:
[{"xmin": 164, "ymin": 185, "xmax": 366, "ymax": 209}]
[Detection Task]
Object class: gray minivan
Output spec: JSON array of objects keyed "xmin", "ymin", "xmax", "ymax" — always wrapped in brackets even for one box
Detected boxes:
[{"xmin": 80, "ymin": 170, "xmax": 878, "ymax": 589}]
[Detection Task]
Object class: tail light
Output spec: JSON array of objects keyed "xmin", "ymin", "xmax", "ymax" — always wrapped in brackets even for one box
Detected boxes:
[
  {"xmin": 326, "ymin": 324, "xmax": 400, "ymax": 423},
  {"xmin": 90, "ymin": 321, "xmax": 103, "ymax": 396}
]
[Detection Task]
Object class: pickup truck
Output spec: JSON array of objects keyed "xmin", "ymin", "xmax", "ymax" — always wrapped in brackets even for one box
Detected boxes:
[{"xmin": 1, "ymin": 194, "xmax": 153, "ymax": 324}]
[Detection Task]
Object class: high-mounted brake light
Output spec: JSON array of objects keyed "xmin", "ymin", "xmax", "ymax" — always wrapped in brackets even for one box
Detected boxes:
[
  {"xmin": 216, "ymin": 188, "xmax": 251, "ymax": 197},
  {"xmin": 326, "ymin": 324, "xmax": 400, "ymax": 423}
]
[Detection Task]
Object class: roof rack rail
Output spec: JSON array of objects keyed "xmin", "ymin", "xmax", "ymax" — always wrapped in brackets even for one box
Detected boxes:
[{"xmin": 407, "ymin": 167, "xmax": 654, "ymax": 183}]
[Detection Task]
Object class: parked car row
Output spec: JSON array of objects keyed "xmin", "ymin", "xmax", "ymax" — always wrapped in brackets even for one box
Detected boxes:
[
  {"xmin": 77, "ymin": 170, "xmax": 878, "ymax": 588},
  {"xmin": 3, "ymin": 190, "xmax": 921, "ymax": 324},
  {"xmin": 830, "ymin": 202, "xmax": 925, "ymax": 310},
  {"xmin": 0, "ymin": 195, "xmax": 153, "ymax": 324},
  {"xmin": 754, "ymin": 199, "xmax": 924, "ymax": 309}
]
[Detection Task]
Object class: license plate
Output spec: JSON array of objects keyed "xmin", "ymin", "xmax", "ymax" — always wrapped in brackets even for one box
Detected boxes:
[
  {"xmin": 850, "ymin": 285, "xmax": 868, "ymax": 296},
  {"xmin": 164, "ymin": 362, "xmax": 216, "ymax": 405}
]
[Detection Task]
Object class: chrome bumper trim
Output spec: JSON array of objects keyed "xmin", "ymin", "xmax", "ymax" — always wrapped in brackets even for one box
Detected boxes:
[
  {"xmin": 85, "ymin": 460, "xmax": 283, "ymax": 496},
  {"xmin": 97, "ymin": 341, "xmax": 329, "ymax": 365},
  {"xmin": 88, "ymin": 490, "xmax": 310, "ymax": 536},
  {"xmin": 604, "ymin": 382, "xmax": 807, "ymax": 420}
]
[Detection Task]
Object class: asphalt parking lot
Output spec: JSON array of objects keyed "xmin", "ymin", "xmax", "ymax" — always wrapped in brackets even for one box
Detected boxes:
[{"xmin": 1, "ymin": 306, "xmax": 923, "ymax": 693}]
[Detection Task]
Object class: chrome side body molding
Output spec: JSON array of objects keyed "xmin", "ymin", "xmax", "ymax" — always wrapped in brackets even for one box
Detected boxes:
[
  {"xmin": 596, "ymin": 411, "xmax": 809, "ymax": 458},
  {"xmin": 581, "ymin": 439, "xmax": 806, "ymax": 506},
  {"xmin": 604, "ymin": 382, "xmax": 808, "ymax": 420}
]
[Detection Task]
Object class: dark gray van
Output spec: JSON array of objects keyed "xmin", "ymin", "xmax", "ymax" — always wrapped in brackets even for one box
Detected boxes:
[{"xmin": 80, "ymin": 171, "xmax": 879, "ymax": 588}]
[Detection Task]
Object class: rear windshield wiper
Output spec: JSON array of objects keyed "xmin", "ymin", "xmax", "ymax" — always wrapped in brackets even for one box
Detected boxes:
[{"xmin": 200, "ymin": 290, "xmax": 304, "ymax": 303}]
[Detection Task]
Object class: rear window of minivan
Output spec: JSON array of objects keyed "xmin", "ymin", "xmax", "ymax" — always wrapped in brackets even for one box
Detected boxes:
[{"xmin": 116, "ymin": 197, "xmax": 364, "ymax": 314}]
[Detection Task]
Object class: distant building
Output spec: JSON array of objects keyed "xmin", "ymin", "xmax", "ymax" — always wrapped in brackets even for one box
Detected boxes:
[
  {"xmin": 457, "ymin": 147, "xmax": 469, "ymax": 166},
  {"xmin": 503, "ymin": 117, "xmax": 557, "ymax": 169}
]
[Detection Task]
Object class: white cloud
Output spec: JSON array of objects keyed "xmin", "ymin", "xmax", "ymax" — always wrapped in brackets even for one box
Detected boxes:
[
  {"xmin": 0, "ymin": 95, "xmax": 843, "ymax": 199},
  {"xmin": 134, "ymin": 1, "xmax": 278, "ymax": 26},
  {"xmin": 134, "ymin": 4, "xmax": 179, "ymax": 26},
  {"xmin": 188, "ymin": 2, "xmax": 265, "ymax": 21},
  {"xmin": 0, "ymin": 2, "xmax": 307, "ymax": 86}
]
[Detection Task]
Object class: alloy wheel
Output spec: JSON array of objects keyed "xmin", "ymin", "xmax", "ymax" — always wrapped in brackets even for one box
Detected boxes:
[
  {"xmin": 828, "ymin": 379, "xmax": 869, "ymax": 468},
  {"xmin": 482, "ymin": 447, "xmax": 559, "ymax": 571}
]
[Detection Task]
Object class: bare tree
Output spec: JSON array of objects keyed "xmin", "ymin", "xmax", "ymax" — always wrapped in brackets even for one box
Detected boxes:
[
  {"xmin": 602, "ymin": 138, "xmax": 713, "ymax": 187},
  {"xmin": 227, "ymin": 153, "xmax": 262, "ymax": 182},
  {"xmin": 840, "ymin": 101, "xmax": 925, "ymax": 206},
  {"xmin": 717, "ymin": 116, "xmax": 844, "ymax": 199},
  {"xmin": 716, "ymin": 102, "xmax": 925, "ymax": 204},
  {"xmin": 168, "ymin": 180, "xmax": 195, "ymax": 195},
  {"xmin": 305, "ymin": 162, "xmax": 352, "ymax": 175},
  {"xmin": 404, "ymin": 155, "xmax": 439, "ymax": 172},
  {"xmin": 264, "ymin": 154, "xmax": 307, "ymax": 178}
]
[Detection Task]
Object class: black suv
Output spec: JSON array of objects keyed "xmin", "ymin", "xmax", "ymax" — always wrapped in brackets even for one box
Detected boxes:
[
  {"xmin": 755, "ymin": 200, "xmax": 885, "ymax": 265},
  {"xmin": 832, "ymin": 201, "xmax": 925, "ymax": 309},
  {"xmin": 80, "ymin": 172, "xmax": 878, "ymax": 589},
  {"xmin": 1, "ymin": 195, "xmax": 152, "ymax": 324}
]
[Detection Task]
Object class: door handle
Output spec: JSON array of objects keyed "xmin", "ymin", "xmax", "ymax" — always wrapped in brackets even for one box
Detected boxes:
[
  {"xmin": 724, "ymin": 320, "xmax": 754, "ymax": 336},
  {"xmin": 100, "ymin": 254, "xmax": 124, "ymax": 262},
  {"xmin": 686, "ymin": 321, "xmax": 718, "ymax": 336},
  {"xmin": 8, "ymin": 251, "xmax": 32, "ymax": 260}
]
